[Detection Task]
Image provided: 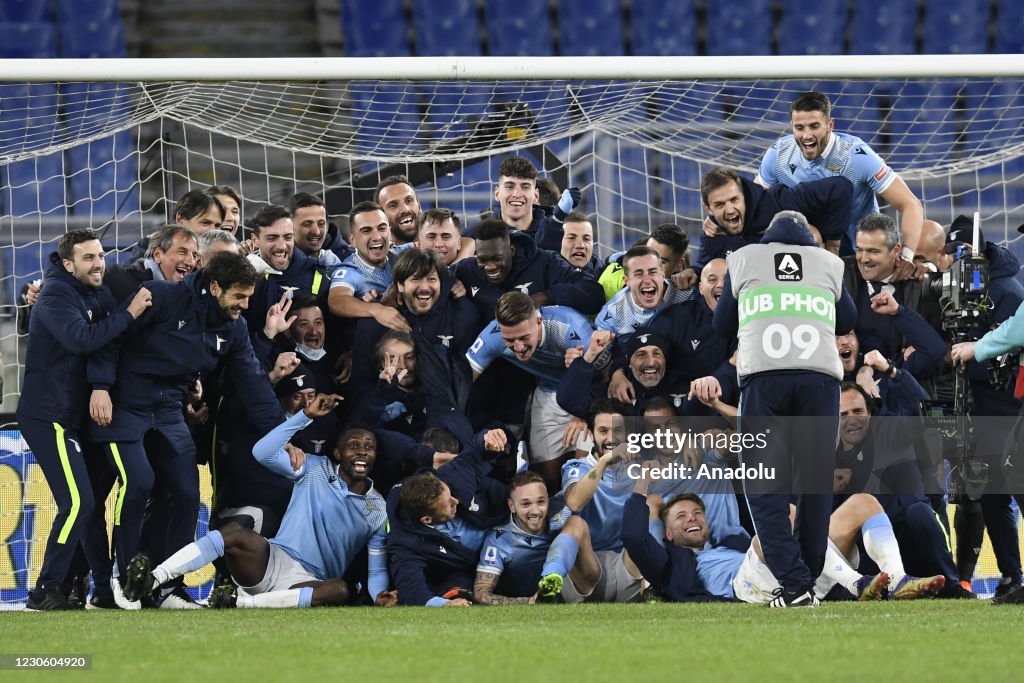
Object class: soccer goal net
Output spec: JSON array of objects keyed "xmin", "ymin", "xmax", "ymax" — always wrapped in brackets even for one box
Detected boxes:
[{"xmin": 1, "ymin": 56, "xmax": 1022, "ymax": 602}]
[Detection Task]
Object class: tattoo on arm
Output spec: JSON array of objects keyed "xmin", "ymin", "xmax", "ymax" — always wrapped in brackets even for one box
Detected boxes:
[
  {"xmin": 473, "ymin": 571, "xmax": 533, "ymax": 605},
  {"xmin": 588, "ymin": 471, "xmax": 598, "ymax": 480}
]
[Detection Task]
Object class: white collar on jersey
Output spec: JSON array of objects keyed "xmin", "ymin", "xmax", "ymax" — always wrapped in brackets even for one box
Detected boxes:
[{"xmin": 819, "ymin": 132, "xmax": 838, "ymax": 159}]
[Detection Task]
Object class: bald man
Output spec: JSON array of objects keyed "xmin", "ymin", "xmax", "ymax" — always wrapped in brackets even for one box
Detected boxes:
[{"xmin": 912, "ymin": 220, "xmax": 950, "ymax": 272}]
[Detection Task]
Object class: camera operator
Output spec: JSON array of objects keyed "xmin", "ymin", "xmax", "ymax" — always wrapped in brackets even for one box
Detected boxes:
[{"xmin": 945, "ymin": 215, "xmax": 1024, "ymax": 602}]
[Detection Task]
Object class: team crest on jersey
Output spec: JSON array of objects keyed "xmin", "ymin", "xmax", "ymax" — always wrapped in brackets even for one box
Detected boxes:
[
  {"xmin": 310, "ymin": 439, "xmax": 325, "ymax": 453},
  {"xmin": 774, "ymin": 253, "xmax": 803, "ymax": 281},
  {"xmin": 281, "ymin": 286, "xmax": 299, "ymax": 299},
  {"xmin": 215, "ymin": 335, "xmax": 227, "ymax": 351},
  {"xmin": 293, "ymin": 374, "xmax": 306, "ymax": 387},
  {"xmin": 437, "ymin": 335, "xmax": 453, "ymax": 347},
  {"xmin": 514, "ymin": 282, "xmax": 532, "ymax": 295},
  {"xmin": 670, "ymin": 394, "xmax": 685, "ymax": 408}
]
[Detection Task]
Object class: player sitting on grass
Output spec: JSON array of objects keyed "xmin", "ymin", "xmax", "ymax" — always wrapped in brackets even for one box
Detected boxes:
[
  {"xmin": 535, "ymin": 400, "xmax": 646, "ymax": 603},
  {"xmin": 622, "ymin": 469, "xmax": 945, "ymax": 605},
  {"xmin": 123, "ymin": 394, "xmax": 394, "ymax": 608},
  {"xmin": 473, "ymin": 471, "xmax": 572, "ymax": 604}
]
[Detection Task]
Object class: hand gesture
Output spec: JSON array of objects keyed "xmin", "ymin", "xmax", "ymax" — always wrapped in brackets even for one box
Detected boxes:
[
  {"xmin": 26, "ymin": 280, "xmax": 42, "ymax": 306},
  {"xmin": 583, "ymin": 330, "xmax": 614, "ymax": 364},
  {"xmin": 263, "ymin": 291, "xmax": 297, "ymax": 339},
  {"xmin": 127, "ymin": 287, "xmax": 153, "ymax": 319},
  {"xmin": 671, "ymin": 268, "xmax": 698, "ymax": 290},
  {"xmin": 891, "ymin": 255, "xmax": 924, "ymax": 282},
  {"xmin": 561, "ymin": 416, "xmax": 591, "ymax": 449},
  {"xmin": 688, "ymin": 375, "xmax": 722, "ymax": 406},
  {"xmin": 238, "ymin": 239, "xmax": 256, "ymax": 257},
  {"xmin": 869, "ymin": 291, "xmax": 900, "ymax": 316},
  {"xmin": 483, "ymin": 428, "xmax": 508, "ymax": 453},
  {"xmin": 379, "ymin": 352, "xmax": 409, "ymax": 385},
  {"xmin": 564, "ymin": 345, "xmax": 584, "ymax": 368},
  {"xmin": 855, "ymin": 365, "xmax": 881, "ymax": 399},
  {"xmin": 269, "ymin": 351, "xmax": 301, "ymax": 383},
  {"xmin": 702, "ymin": 215, "xmax": 724, "ymax": 237},
  {"xmin": 303, "ymin": 393, "xmax": 343, "ymax": 419},
  {"xmin": 362, "ymin": 290, "xmax": 382, "ymax": 303},
  {"xmin": 450, "ymin": 279, "xmax": 467, "ymax": 299},
  {"xmin": 862, "ymin": 349, "xmax": 890, "ymax": 374}
]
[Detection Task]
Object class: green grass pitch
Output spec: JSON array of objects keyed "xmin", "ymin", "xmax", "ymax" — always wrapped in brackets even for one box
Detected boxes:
[{"xmin": 3, "ymin": 601, "xmax": 1020, "ymax": 682}]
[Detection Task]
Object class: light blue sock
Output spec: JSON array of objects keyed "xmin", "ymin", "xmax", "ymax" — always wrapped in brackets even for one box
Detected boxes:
[
  {"xmin": 861, "ymin": 512, "xmax": 906, "ymax": 582},
  {"xmin": 153, "ymin": 531, "xmax": 225, "ymax": 585},
  {"xmin": 541, "ymin": 534, "xmax": 579, "ymax": 577},
  {"xmin": 297, "ymin": 587, "xmax": 314, "ymax": 608}
]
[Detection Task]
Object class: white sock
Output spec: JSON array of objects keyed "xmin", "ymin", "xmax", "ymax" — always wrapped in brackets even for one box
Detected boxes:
[
  {"xmin": 235, "ymin": 587, "xmax": 312, "ymax": 608},
  {"xmin": 861, "ymin": 512, "xmax": 906, "ymax": 583},
  {"xmin": 819, "ymin": 540, "xmax": 861, "ymax": 595},
  {"xmin": 152, "ymin": 532, "xmax": 225, "ymax": 586}
]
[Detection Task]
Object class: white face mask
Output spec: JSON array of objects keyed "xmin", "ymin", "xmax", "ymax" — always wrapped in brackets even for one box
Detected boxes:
[{"xmin": 296, "ymin": 343, "xmax": 326, "ymax": 362}]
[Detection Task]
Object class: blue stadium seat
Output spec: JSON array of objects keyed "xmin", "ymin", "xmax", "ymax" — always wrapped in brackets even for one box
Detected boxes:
[
  {"xmin": 777, "ymin": 0, "xmax": 845, "ymax": 55},
  {"xmin": 705, "ymin": 0, "xmax": 772, "ymax": 56},
  {"xmin": 484, "ymin": 0, "xmax": 553, "ymax": 56},
  {"xmin": 850, "ymin": 0, "xmax": 916, "ymax": 54},
  {"xmin": 630, "ymin": 0, "xmax": 696, "ymax": 56},
  {"xmin": 963, "ymin": 80, "xmax": 1024, "ymax": 150},
  {"xmin": 59, "ymin": 20, "xmax": 125, "ymax": 57},
  {"xmin": 1, "ymin": 152, "xmax": 67, "ymax": 216},
  {"xmin": 61, "ymin": 82, "xmax": 134, "ymax": 140},
  {"xmin": 411, "ymin": 0, "xmax": 481, "ymax": 56},
  {"xmin": 350, "ymin": 83, "xmax": 421, "ymax": 153},
  {"xmin": 996, "ymin": 1, "xmax": 1024, "ymax": 53},
  {"xmin": 54, "ymin": 0, "xmax": 119, "ymax": 22},
  {"xmin": 558, "ymin": 0, "xmax": 623, "ymax": 56},
  {"xmin": 340, "ymin": 0, "xmax": 410, "ymax": 57},
  {"xmin": 614, "ymin": 146, "xmax": 654, "ymax": 218},
  {"xmin": 0, "ymin": 83, "xmax": 59, "ymax": 158},
  {"xmin": 0, "ymin": 21, "xmax": 55, "ymax": 57},
  {"xmin": 0, "ymin": 0, "xmax": 48, "ymax": 22},
  {"xmin": 885, "ymin": 83, "xmax": 959, "ymax": 168},
  {"xmin": 67, "ymin": 131, "xmax": 139, "ymax": 219},
  {"xmin": 830, "ymin": 81, "xmax": 882, "ymax": 146},
  {"xmin": 420, "ymin": 82, "xmax": 491, "ymax": 143},
  {"xmin": 922, "ymin": 0, "xmax": 989, "ymax": 54}
]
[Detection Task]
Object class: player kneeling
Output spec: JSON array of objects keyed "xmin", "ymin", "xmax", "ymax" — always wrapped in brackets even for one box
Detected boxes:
[{"xmin": 123, "ymin": 394, "xmax": 394, "ymax": 608}]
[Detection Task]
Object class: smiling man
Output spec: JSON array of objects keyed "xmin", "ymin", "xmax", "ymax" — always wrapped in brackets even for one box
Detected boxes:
[
  {"xmin": 123, "ymin": 394, "xmax": 392, "ymax": 609},
  {"xmin": 288, "ymin": 192, "xmax": 353, "ymax": 268},
  {"xmin": 466, "ymin": 291, "xmax": 594, "ymax": 489},
  {"xmin": 103, "ymin": 225, "xmax": 199, "ymax": 302},
  {"xmin": 86, "ymin": 252, "xmax": 286, "ymax": 609}
]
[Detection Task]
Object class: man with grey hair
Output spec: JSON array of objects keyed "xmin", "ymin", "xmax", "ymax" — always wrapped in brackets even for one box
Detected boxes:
[
  {"xmin": 841, "ymin": 213, "xmax": 941, "ymax": 361},
  {"xmin": 198, "ymin": 228, "xmax": 239, "ymax": 265},
  {"xmin": 104, "ymin": 225, "xmax": 199, "ymax": 301}
]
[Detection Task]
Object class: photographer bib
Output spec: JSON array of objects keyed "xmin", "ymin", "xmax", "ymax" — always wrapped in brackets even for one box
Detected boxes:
[{"xmin": 728, "ymin": 244, "xmax": 845, "ymax": 381}]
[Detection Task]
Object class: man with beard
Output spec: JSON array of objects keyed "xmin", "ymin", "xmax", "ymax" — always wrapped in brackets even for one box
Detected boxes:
[
  {"xmin": 559, "ymin": 212, "xmax": 601, "ymax": 277},
  {"xmin": 124, "ymin": 394, "xmax": 393, "ymax": 608},
  {"xmin": 18, "ymin": 230, "xmax": 152, "ymax": 610},
  {"xmin": 328, "ymin": 201, "xmax": 410, "ymax": 332},
  {"xmin": 757, "ymin": 91, "xmax": 924, "ymax": 263},
  {"xmin": 474, "ymin": 471, "xmax": 572, "ymax": 604},
  {"xmin": 536, "ymin": 400, "xmax": 644, "ymax": 603},
  {"xmin": 243, "ymin": 204, "xmax": 330, "ymax": 346},
  {"xmin": 350, "ymin": 249, "xmax": 480, "ymax": 421},
  {"xmin": 377, "ymin": 174, "xmax": 423, "ymax": 246},
  {"xmin": 87, "ymin": 253, "xmax": 285, "ymax": 609},
  {"xmin": 696, "ymin": 167, "xmax": 853, "ymax": 264},
  {"xmin": 596, "ymin": 245, "xmax": 695, "ymax": 361},
  {"xmin": 288, "ymin": 192, "xmax": 352, "ymax": 268},
  {"xmin": 467, "ymin": 291, "xmax": 595, "ymax": 490}
]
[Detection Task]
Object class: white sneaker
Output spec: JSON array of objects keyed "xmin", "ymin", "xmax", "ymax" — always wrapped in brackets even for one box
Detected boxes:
[
  {"xmin": 159, "ymin": 587, "xmax": 202, "ymax": 610},
  {"xmin": 111, "ymin": 578, "xmax": 141, "ymax": 611}
]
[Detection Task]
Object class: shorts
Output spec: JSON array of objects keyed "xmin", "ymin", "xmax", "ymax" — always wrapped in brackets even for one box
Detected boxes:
[
  {"xmin": 239, "ymin": 543, "xmax": 318, "ymax": 595},
  {"xmin": 731, "ymin": 545, "xmax": 782, "ymax": 604},
  {"xmin": 528, "ymin": 387, "xmax": 576, "ymax": 464},
  {"xmin": 562, "ymin": 550, "xmax": 643, "ymax": 603}
]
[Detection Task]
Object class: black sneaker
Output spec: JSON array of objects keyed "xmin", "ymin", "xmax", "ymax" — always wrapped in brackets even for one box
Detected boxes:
[
  {"xmin": 994, "ymin": 579, "xmax": 1022, "ymax": 600},
  {"xmin": 208, "ymin": 584, "xmax": 238, "ymax": 609},
  {"xmin": 65, "ymin": 576, "xmax": 89, "ymax": 610},
  {"xmin": 937, "ymin": 582, "xmax": 977, "ymax": 600},
  {"xmin": 122, "ymin": 554, "xmax": 157, "ymax": 602},
  {"xmin": 767, "ymin": 587, "xmax": 820, "ymax": 608},
  {"xmin": 25, "ymin": 590, "xmax": 73, "ymax": 611},
  {"xmin": 86, "ymin": 593, "xmax": 118, "ymax": 609},
  {"xmin": 992, "ymin": 583, "xmax": 1024, "ymax": 605}
]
